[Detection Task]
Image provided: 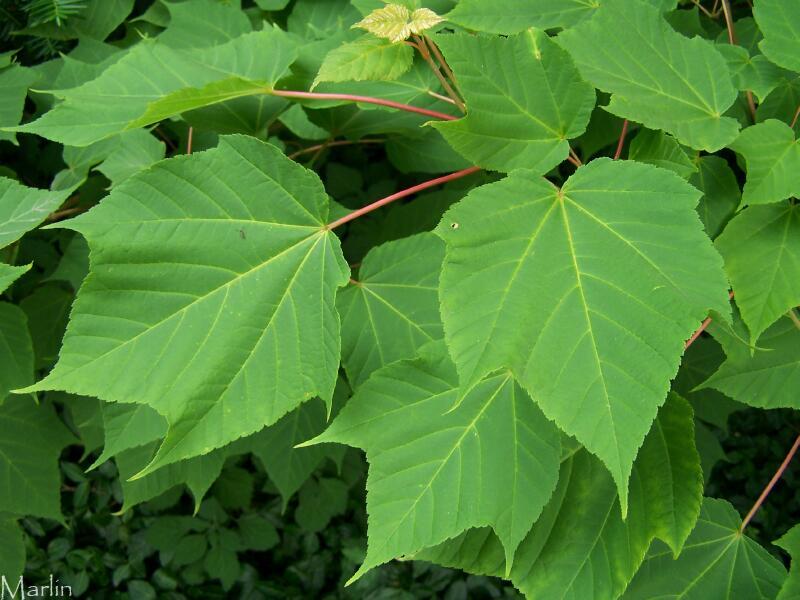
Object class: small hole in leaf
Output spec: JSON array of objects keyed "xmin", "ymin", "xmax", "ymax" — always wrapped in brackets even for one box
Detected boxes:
[{"xmin": 450, "ymin": 222, "xmax": 459, "ymax": 229}]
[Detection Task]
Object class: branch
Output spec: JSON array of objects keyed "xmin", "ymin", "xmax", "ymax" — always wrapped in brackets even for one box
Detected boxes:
[
  {"xmin": 720, "ymin": 0, "xmax": 757, "ymax": 121},
  {"xmin": 288, "ymin": 138, "xmax": 385, "ymax": 160},
  {"xmin": 326, "ymin": 167, "xmax": 481, "ymax": 230},
  {"xmin": 684, "ymin": 290, "xmax": 735, "ymax": 349},
  {"xmin": 740, "ymin": 433, "xmax": 800, "ymax": 532},
  {"xmin": 414, "ymin": 35, "xmax": 465, "ymax": 113},
  {"xmin": 271, "ymin": 90, "xmax": 458, "ymax": 122},
  {"xmin": 791, "ymin": 104, "xmax": 800, "ymax": 130}
]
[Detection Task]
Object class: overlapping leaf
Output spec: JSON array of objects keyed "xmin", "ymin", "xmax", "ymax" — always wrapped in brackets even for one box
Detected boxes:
[
  {"xmin": 25, "ymin": 135, "xmax": 350, "ymax": 475},
  {"xmin": 754, "ymin": 0, "xmax": 800, "ymax": 74},
  {"xmin": 339, "ymin": 233, "xmax": 444, "ymax": 388},
  {"xmin": 0, "ymin": 177, "xmax": 70, "ymax": 248},
  {"xmin": 703, "ymin": 314, "xmax": 800, "ymax": 410},
  {"xmin": 432, "ymin": 30, "xmax": 595, "ymax": 173},
  {"xmin": 417, "ymin": 394, "xmax": 703, "ymax": 598},
  {"xmin": 776, "ymin": 525, "xmax": 800, "ymax": 599},
  {"xmin": 623, "ymin": 498, "xmax": 786, "ymax": 599},
  {"xmin": 690, "ymin": 156, "xmax": 740, "ymax": 239},
  {"xmin": 308, "ymin": 341, "xmax": 562, "ymax": 581},
  {"xmin": 314, "ymin": 35, "xmax": 414, "ymax": 87},
  {"xmin": 12, "ymin": 29, "xmax": 297, "ymax": 146},
  {"xmin": 731, "ymin": 120, "xmax": 800, "ymax": 206},
  {"xmin": 716, "ymin": 202, "xmax": 800, "ymax": 344},
  {"xmin": 0, "ymin": 396, "xmax": 75, "ymax": 521},
  {"xmin": 558, "ymin": 0, "xmax": 739, "ymax": 151},
  {"xmin": 0, "ymin": 304, "xmax": 34, "ymax": 404},
  {"xmin": 436, "ymin": 159, "xmax": 730, "ymax": 512}
]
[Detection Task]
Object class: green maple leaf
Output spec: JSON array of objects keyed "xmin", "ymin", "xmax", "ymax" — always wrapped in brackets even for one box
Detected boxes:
[
  {"xmin": 628, "ymin": 128, "xmax": 697, "ymax": 179},
  {"xmin": 703, "ymin": 313, "xmax": 800, "ymax": 410},
  {"xmin": 0, "ymin": 264, "xmax": 31, "ymax": 295},
  {"xmin": 716, "ymin": 202, "xmax": 800, "ymax": 344},
  {"xmin": 307, "ymin": 341, "xmax": 562, "ymax": 581},
  {"xmin": 436, "ymin": 158, "xmax": 730, "ymax": 513},
  {"xmin": 417, "ymin": 394, "xmax": 703, "ymax": 598},
  {"xmin": 623, "ymin": 498, "xmax": 787, "ymax": 599},
  {"xmin": 558, "ymin": 0, "xmax": 739, "ymax": 151},
  {"xmin": 432, "ymin": 30, "xmax": 595, "ymax": 173},
  {"xmin": 730, "ymin": 120, "xmax": 800, "ymax": 206},
  {"xmin": 690, "ymin": 156, "xmax": 741, "ymax": 239},
  {"xmin": 24, "ymin": 135, "xmax": 350, "ymax": 476},
  {"xmin": 754, "ymin": 0, "xmax": 800, "ymax": 75},
  {"xmin": 0, "ymin": 65, "xmax": 38, "ymax": 144},
  {"xmin": 89, "ymin": 402, "xmax": 167, "ymax": 470},
  {"xmin": 10, "ymin": 29, "xmax": 297, "ymax": 146},
  {"xmin": 157, "ymin": 0, "xmax": 252, "ymax": 49},
  {"xmin": 0, "ymin": 396, "xmax": 75, "ymax": 521},
  {"xmin": 339, "ymin": 233, "xmax": 444, "ymax": 388}
]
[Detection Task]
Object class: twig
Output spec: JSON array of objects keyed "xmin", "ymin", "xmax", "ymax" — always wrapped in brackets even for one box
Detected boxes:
[
  {"xmin": 790, "ymin": 105, "xmax": 800, "ymax": 129},
  {"xmin": 720, "ymin": 0, "xmax": 757, "ymax": 121},
  {"xmin": 326, "ymin": 167, "xmax": 480, "ymax": 230},
  {"xmin": 788, "ymin": 308, "xmax": 800, "ymax": 330},
  {"xmin": 186, "ymin": 126, "xmax": 193, "ymax": 155},
  {"xmin": 569, "ymin": 147, "xmax": 583, "ymax": 166},
  {"xmin": 614, "ymin": 120, "xmax": 629, "ymax": 160},
  {"xmin": 684, "ymin": 290, "xmax": 735, "ymax": 349},
  {"xmin": 288, "ymin": 139, "xmax": 384, "ymax": 160},
  {"xmin": 427, "ymin": 90, "xmax": 457, "ymax": 105},
  {"xmin": 425, "ymin": 35, "xmax": 462, "ymax": 96},
  {"xmin": 46, "ymin": 206, "xmax": 86, "ymax": 222},
  {"xmin": 414, "ymin": 35, "xmax": 465, "ymax": 113},
  {"xmin": 271, "ymin": 89, "xmax": 458, "ymax": 121},
  {"xmin": 691, "ymin": 0, "xmax": 715, "ymax": 18},
  {"xmin": 740, "ymin": 433, "xmax": 800, "ymax": 532}
]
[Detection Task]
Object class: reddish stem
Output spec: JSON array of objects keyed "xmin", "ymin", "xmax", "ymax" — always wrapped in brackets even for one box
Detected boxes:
[
  {"xmin": 271, "ymin": 90, "xmax": 458, "ymax": 122},
  {"xmin": 684, "ymin": 290, "xmax": 735, "ymax": 350},
  {"xmin": 327, "ymin": 167, "xmax": 480, "ymax": 230},
  {"xmin": 288, "ymin": 138, "xmax": 384, "ymax": 160},
  {"xmin": 613, "ymin": 120, "xmax": 629, "ymax": 160},
  {"xmin": 740, "ymin": 433, "xmax": 800, "ymax": 532}
]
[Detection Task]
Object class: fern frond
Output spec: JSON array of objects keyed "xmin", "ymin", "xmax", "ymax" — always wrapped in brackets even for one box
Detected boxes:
[{"xmin": 24, "ymin": 0, "xmax": 87, "ymax": 27}]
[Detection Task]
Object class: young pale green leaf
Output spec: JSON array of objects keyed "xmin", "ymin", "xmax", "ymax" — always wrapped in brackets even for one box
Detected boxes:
[
  {"xmin": 628, "ymin": 128, "xmax": 697, "ymax": 178},
  {"xmin": 0, "ymin": 65, "xmax": 38, "ymax": 144},
  {"xmin": 436, "ymin": 159, "xmax": 730, "ymax": 513},
  {"xmin": 623, "ymin": 498, "xmax": 787, "ymax": 599},
  {"xmin": 754, "ymin": 0, "xmax": 800, "ymax": 74},
  {"xmin": 704, "ymin": 314, "xmax": 800, "ymax": 409},
  {"xmin": 445, "ymin": 0, "xmax": 675, "ymax": 34},
  {"xmin": 339, "ymin": 233, "xmax": 444, "ymax": 388},
  {"xmin": 0, "ymin": 303, "xmax": 34, "ymax": 404},
  {"xmin": 308, "ymin": 341, "xmax": 561, "ymax": 581},
  {"xmin": 116, "ymin": 442, "xmax": 226, "ymax": 513},
  {"xmin": 776, "ymin": 525, "xmax": 800, "ymax": 600},
  {"xmin": 24, "ymin": 135, "xmax": 350, "ymax": 475},
  {"xmin": 11, "ymin": 30, "xmax": 296, "ymax": 146},
  {"xmin": 0, "ymin": 177, "xmax": 70, "ymax": 249},
  {"xmin": 432, "ymin": 30, "xmax": 595, "ymax": 173},
  {"xmin": 417, "ymin": 394, "xmax": 703, "ymax": 598},
  {"xmin": 0, "ymin": 396, "xmax": 75, "ymax": 521},
  {"xmin": 716, "ymin": 203, "xmax": 800, "ymax": 344},
  {"xmin": 558, "ymin": 0, "xmax": 739, "ymax": 151},
  {"xmin": 690, "ymin": 156, "xmax": 740, "ymax": 239},
  {"xmin": 730, "ymin": 120, "xmax": 800, "ymax": 206},
  {"xmin": 313, "ymin": 35, "xmax": 414, "ymax": 88},
  {"xmin": 0, "ymin": 263, "xmax": 31, "ymax": 294},
  {"xmin": 353, "ymin": 4, "xmax": 443, "ymax": 42}
]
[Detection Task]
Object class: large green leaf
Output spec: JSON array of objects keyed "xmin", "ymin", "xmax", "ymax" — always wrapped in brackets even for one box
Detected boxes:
[
  {"xmin": 0, "ymin": 177, "xmax": 70, "ymax": 249},
  {"xmin": 628, "ymin": 128, "xmax": 697, "ymax": 178},
  {"xmin": 0, "ymin": 303, "xmax": 34, "ymax": 404},
  {"xmin": 25, "ymin": 135, "xmax": 350, "ymax": 476},
  {"xmin": 0, "ymin": 65, "xmax": 38, "ymax": 144},
  {"xmin": 436, "ymin": 159, "xmax": 729, "ymax": 512},
  {"xmin": 418, "ymin": 394, "xmax": 703, "ymax": 598},
  {"xmin": 432, "ymin": 30, "xmax": 595, "ymax": 173},
  {"xmin": 730, "ymin": 120, "xmax": 800, "ymax": 206},
  {"xmin": 623, "ymin": 498, "xmax": 786, "ymax": 599},
  {"xmin": 445, "ymin": 0, "xmax": 675, "ymax": 33},
  {"xmin": 717, "ymin": 43, "xmax": 786, "ymax": 103},
  {"xmin": 557, "ymin": 0, "xmax": 739, "ymax": 151},
  {"xmin": 339, "ymin": 233, "xmax": 444, "ymax": 388},
  {"xmin": 703, "ymin": 314, "xmax": 800, "ymax": 409},
  {"xmin": 754, "ymin": 0, "xmax": 800, "ymax": 74},
  {"xmin": 716, "ymin": 202, "xmax": 800, "ymax": 344},
  {"xmin": 12, "ymin": 30, "xmax": 296, "ymax": 146},
  {"xmin": 0, "ymin": 396, "xmax": 75, "ymax": 521},
  {"xmin": 308, "ymin": 341, "xmax": 562, "ymax": 581}
]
